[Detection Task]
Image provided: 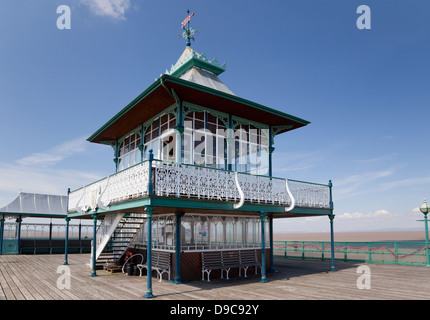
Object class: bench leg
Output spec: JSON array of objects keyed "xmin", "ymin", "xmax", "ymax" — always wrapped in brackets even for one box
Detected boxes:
[
  {"xmin": 202, "ymin": 269, "xmax": 212, "ymax": 282},
  {"xmin": 243, "ymin": 266, "xmax": 249, "ymax": 278},
  {"xmin": 224, "ymin": 268, "xmax": 231, "ymax": 280}
]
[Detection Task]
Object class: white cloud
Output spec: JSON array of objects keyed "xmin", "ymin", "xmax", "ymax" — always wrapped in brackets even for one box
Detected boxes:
[
  {"xmin": 81, "ymin": 0, "xmax": 132, "ymax": 20},
  {"xmin": 16, "ymin": 136, "xmax": 90, "ymax": 167},
  {"xmin": 338, "ymin": 209, "xmax": 391, "ymax": 220},
  {"xmin": 0, "ymin": 136, "xmax": 105, "ymax": 206}
]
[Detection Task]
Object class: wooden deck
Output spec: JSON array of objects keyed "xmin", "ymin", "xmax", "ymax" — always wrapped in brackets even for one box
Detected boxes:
[{"xmin": 1, "ymin": 253, "xmax": 429, "ymax": 300}]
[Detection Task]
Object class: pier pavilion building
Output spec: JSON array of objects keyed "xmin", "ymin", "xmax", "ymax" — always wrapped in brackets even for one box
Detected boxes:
[{"xmin": 65, "ymin": 12, "xmax": 335, "ymax": 298}]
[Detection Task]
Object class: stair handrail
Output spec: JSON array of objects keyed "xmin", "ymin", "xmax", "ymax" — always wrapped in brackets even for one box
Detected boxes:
[{"xmin": 92, "ymin": 212, "xmax": 125, "ymax": 264}]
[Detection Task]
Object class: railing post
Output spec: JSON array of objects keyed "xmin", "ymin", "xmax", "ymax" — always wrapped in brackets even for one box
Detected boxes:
[
  {"xmin": 174, "ymin": 211, "xmax": 185, "ymax": 284},
  {"xmin": 259, "ymin": 211, "xmax": 268, "ymax": 283},
  {"xmin": 64, "ymin": 217, "xmax": 70, "ymax": 265},
  {"xmin": 16, "ymin": 217, "xmax": 22, "ymax": 255},
  {"xmin": 147, "ymin": 149, "xmax": 154, "ymax": 196},
  {"xmin": 144, "ymin": 206, "xmax": 155, "ymax": 298},
  {"xmin": 0, "ymin": 216, "xmax": 4, "ymax": 255},
  {"xmin": 91, "ymin": 213, "xmax": 98, "ymax": 277}
]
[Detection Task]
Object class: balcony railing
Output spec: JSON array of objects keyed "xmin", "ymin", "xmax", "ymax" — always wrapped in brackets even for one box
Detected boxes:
[{"xmin": 68, "ymin": 159, "xmax": 332, "ymax": 214}]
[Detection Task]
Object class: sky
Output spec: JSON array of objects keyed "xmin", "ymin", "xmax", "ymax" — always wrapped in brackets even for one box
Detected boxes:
[{"xmin": 0, "ymin": 0, "xmax": 429, "ymax": 233}]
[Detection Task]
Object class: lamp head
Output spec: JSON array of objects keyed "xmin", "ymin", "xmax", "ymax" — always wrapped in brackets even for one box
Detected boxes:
[{"xmin": 420, "ymin": 199, "xmax": 430, "ymax": 214}]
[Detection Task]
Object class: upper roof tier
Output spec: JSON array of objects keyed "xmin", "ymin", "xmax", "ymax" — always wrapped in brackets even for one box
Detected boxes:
[
  {"xmin": 88, "ymin": 47, "xmax": 310, "ymax": 145},
  {"xmin": 165, "ymin": 46, "xmax": 234, "ymax": 95}
]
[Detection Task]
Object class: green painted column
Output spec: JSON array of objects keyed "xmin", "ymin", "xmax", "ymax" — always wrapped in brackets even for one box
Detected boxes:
[
  {"xmin": 424, "ymin": 212, "xmax": 430, "ymax": 267},
  {"xmin": 0, "ymin": 216, "xmax": 4, "ymax": 255},
  {"xmin": 147, "ymin": 150, "xmax": 154, "ymax": 196},
  {"xmin": 174, "ymin": 212, "xmax": 185, "ymax": 283},
  {"xmin": 144, "ymin": 206, "xmax": 155, "ymax": 298},
  {"xmin": 64, "ymin": 217, "xmax": 70, "ymax": 265},
  {"xmin": 16, "ymin": 217, "xmax": 22, "ymax": 255},
  {"xmin": 91, "ymin": 214, "xmax": 98, "ymax": 277},
  {"xmin": 259, "ymin": 211, "xmax": 268, "ymax": 283},
  {"xmin": 227, "ymin": 114, "xmax": 234, "ymax": 171},
  {"xmin": 329, "ymin": 214, "xmax": 336, "ymax": 272},
  {"xmin": 174, "ymin": 100, "xmax": 184, "ymax": 164},
  {"xmin": 268, "ymin": 126, "xmax": 274, "ymax": 177}
]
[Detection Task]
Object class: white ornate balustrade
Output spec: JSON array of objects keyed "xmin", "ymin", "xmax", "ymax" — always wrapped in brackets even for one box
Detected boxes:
[{"xmin": 68, "ymin": 159, "xmax": 331, "ymax": 213}]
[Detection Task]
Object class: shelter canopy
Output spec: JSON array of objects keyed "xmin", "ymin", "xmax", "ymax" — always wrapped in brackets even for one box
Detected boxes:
[{"xmin": 0, "ymin": 192, "xmax": 68, "ymax": 218}]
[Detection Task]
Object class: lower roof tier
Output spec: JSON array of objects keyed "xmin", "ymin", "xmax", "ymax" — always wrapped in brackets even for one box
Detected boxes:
[{"xmin": 88, "ymin": 74, "xmax": 309, "ymax": 145}]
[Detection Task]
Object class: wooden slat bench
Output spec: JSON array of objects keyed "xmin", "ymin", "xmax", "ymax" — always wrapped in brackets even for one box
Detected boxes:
[
  {"xmin": 137, "ymin": 250, "xmax": 171, "ymax": 282},
  {"xmin": 201, "ymin": 249, "xmax": 261, "ymax": 281},
  {"xmin": 239, "ymin": 249, "xmax": 261, "ymax": 277}
]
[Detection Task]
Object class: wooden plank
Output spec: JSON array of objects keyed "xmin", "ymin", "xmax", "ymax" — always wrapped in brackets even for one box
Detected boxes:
[{"xmin": 1, "ymin": 254, "xmax": 430, "ymax": 300}]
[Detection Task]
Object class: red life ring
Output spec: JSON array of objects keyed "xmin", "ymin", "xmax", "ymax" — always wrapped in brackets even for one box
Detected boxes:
[{"xmin": 125, "ymin": 251, "xmax": 133, "ymax": 264}]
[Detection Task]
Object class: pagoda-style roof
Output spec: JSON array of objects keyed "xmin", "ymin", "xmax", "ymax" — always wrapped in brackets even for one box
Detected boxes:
[{"xmin": 88, "ymin": 47, "xmax": 310, "ymax": 145}]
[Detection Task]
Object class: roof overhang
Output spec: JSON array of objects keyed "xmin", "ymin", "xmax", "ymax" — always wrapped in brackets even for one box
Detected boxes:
[{"xmin": 88, "ymin": 74, "xmax": 310, "ymax": 144}]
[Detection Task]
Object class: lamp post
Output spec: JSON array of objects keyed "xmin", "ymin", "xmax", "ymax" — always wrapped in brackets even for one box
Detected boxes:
[{"xmin": 419, "ymin": 199, "xmax": 430, "ymax": 267}]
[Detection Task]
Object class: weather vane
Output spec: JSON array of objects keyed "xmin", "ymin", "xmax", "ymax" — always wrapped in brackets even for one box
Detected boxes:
[{"xmin": 180, "ymin": 10, "xmax": 199, "ymax": 47}]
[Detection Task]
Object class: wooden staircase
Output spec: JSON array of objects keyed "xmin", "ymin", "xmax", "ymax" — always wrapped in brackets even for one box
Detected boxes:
[{"xmin": 93, "ymin": 213, "xmax": 146, "ymax": 269}]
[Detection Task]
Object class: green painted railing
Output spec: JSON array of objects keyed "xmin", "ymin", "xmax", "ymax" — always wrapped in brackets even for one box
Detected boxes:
[{"xmin": 273, "ymin": 240, "xmax": 430, "ymax": 266}]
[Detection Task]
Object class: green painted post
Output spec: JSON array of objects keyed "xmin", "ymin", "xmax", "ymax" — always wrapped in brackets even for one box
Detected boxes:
[
  {"xmin": 259, "ymin": 211, "xmax": 267, "ymax": 283},
  {"xmin": 64, "ymin": 217, "xmax": 70, "ymax": 265},
  {"xmin": 268, "ymin": 126, "xmax": 274, "ymax": 178},
  {"xmin": 394, "ymin": 242, "xmax": 399, "ymax": 264},
  {"xmin": 329, "ymin": 214, "xmax": 336, "ymax": 271},
  {"xmin": 148, "ymin": 149, "xmax": 154, "ymax": 196},
  {"xmin": 424, "ymin": 213, "xmax": 430, "ymax": 267},
  {"xmin": 328, "ymin": 180, "xmax": 336, "ymax": 271},
  {"xmin": 321, "ymin": 241, "xmax": 325, "ymax": 261},
  {"xmin": 284, "ymin": 241, "xmax": 287, "ymax": 258},
  {"xmin": 368, "ymin": 242, "xmax": 372, "ymax": 263},
  {"xmin": 91, "ymin": 214, "xmax": 97, "ymax": 277},
  {"xmin": 0, "ymin": 216, "xmax": 4, "ymax": 255},
  {"xmin": 144, "ymin": 206, "xmax": 155, "ymax": 298},
  {"xmin": 16, "ymin": 217, "xmax": 22, "ymax": 255},
  {"xmin": 174, "ymin": 211, "xmax": 184, "ymax": 283}
]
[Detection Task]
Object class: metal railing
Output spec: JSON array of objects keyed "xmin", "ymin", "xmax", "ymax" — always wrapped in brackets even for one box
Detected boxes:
[
  {"xmin": 3, "ymin": 222, "xmax": 94, "ymax": 240},
  {"xmin": 68, "ymin": 158, "xmax": 331, "ymax": 213},
  {"xmin": 273, "ymin": 240, "xmax": 430, "ymax": 266}
]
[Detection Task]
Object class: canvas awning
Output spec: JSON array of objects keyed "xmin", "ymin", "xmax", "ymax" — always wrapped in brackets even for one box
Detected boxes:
[{"xmin": 0, "ymin": 192, "xmax": 68, "ymax": 218}]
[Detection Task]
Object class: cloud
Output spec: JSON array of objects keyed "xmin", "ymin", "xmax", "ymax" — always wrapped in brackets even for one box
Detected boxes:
[
  {"xmin": 338, "ymin": 209, "xmax": 391, "ymax": 220},
  {"xmin": 80, "ymin": 0, "xmax": 132, "ymax": 20},
  {"xmin": 16, "ymin": 136, "xmax": 90, "ymax": 167},
  {"xmin": 0, "ymin": 136, "xmax": 105, "ymax": 206},
  {"xmin": 334, "ymin": 169, "xmax": 394, "ymax": 199}
]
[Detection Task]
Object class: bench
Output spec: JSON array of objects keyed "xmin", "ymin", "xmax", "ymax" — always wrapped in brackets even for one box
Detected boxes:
[
  {"xmin": 137, "ymin": 250, "xmax": 171, "ymax": 282},
  {"xmin": 239, "ymin": 249, "xmax": 261, "ymax": 277},
  {"xmin": 201, "ymin": 249, "xmax": 261, "ymax": 281}
]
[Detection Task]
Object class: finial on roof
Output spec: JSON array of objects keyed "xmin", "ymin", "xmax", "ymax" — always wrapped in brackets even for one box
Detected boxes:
[{"xmin": 180, "ymin": 9, "xmax": 199, "ymax": 47}]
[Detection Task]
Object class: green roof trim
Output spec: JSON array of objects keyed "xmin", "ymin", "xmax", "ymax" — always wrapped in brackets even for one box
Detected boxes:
[
  {"xmin": 87, "ymin": 78, "xmax": 162, "ymax": 143},
  {"xmin": 170, "ymin": 55, "xmax": 226, "ymax": 77},
  {"xmin": 88, "ymin": 73, "xmax": 310, "ymax": 143},
  {"xmin": 163, "ymin": 74, "xmax": 310, "ymax": 126}
]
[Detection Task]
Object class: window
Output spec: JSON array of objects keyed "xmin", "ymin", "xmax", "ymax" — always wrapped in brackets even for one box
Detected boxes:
[
  {"xmin": 234, "ymin": 124, "xmax": 269, "ymax": 175},
  {"xmin": 183, "ymin": 111, "xmax": 227, "ymax": 169},
  {"xmin": 143, "ymin": 113, "xmax": 176, "ymax": 162},
  {"xmin": 117, "ymin": 133, "xmax": 141, "ymax": 171}
]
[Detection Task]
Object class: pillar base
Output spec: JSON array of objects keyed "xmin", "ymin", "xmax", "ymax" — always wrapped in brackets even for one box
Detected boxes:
[
  {"xmin": 91, "ymin": 272, "xmax": 97, "ymax": 277},
  {"xmin": 259, "ymin": 276, "xmax": 268, "ymax": 283},
  {"xmin": 144, "ymin": 290, "xmax": 156, "ymax": 299}
]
